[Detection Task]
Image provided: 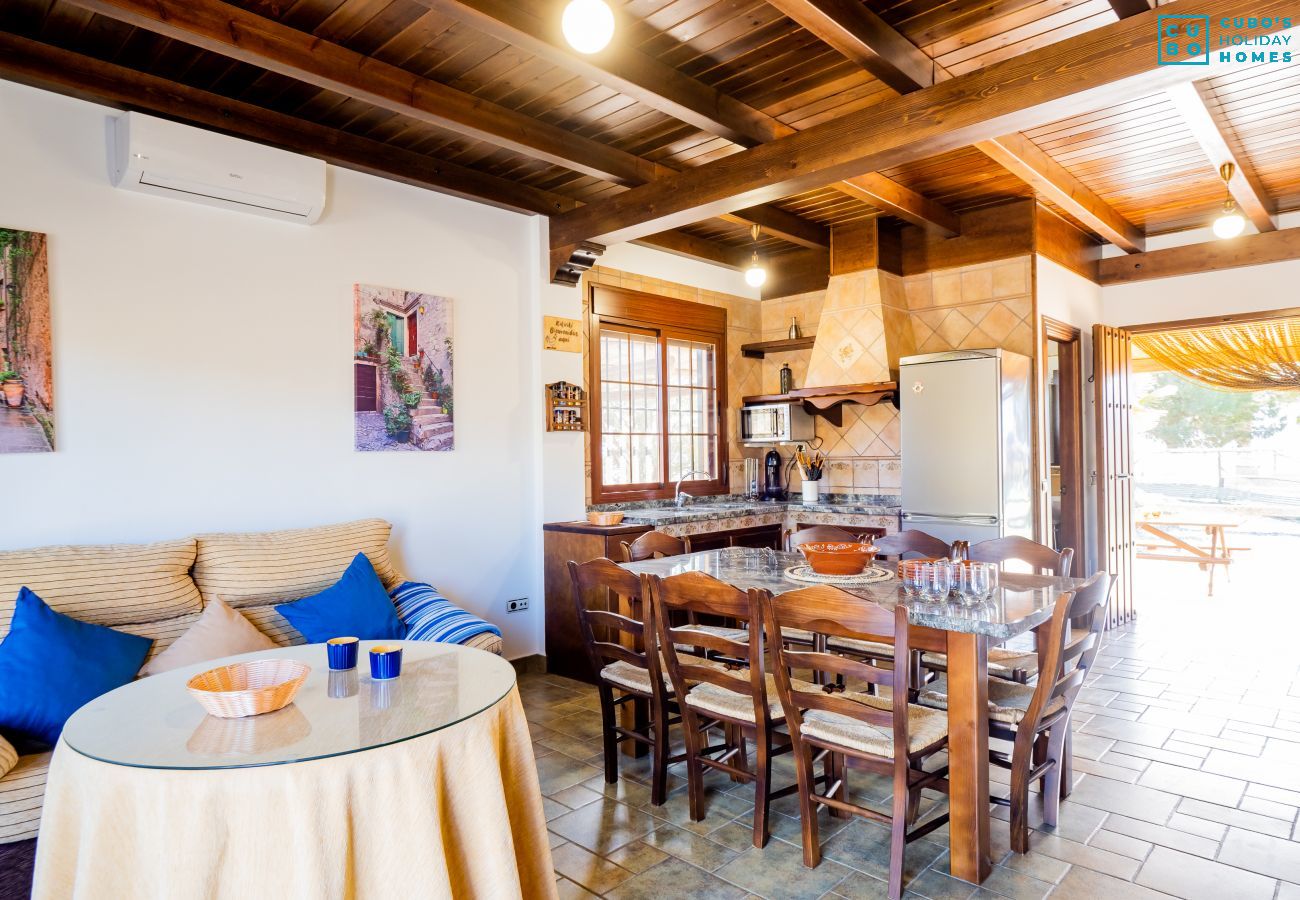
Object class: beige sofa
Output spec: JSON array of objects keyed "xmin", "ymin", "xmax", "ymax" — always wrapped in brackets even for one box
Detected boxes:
[{"xmin": 0, "ymin": 518, "xmax": 501, "ymax": 845}]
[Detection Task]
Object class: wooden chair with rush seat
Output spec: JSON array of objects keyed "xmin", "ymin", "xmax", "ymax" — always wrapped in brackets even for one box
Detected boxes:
[
  {"xmin": 918, "ymin": 572, "xmax": 1113, "ymax": 852},
  {"xmin": 619, "ymin": 530, "xmax": 690, "ymax": 562},
  {"xmin": 758, "ymin": 584, "xmax": 950, "ymax": 900},
  {"xmin": 567, "ymin": 557, "xmax": 679, "ymax": 806},
  {"xmin": 646, "ymin": 571, "xmax": 809, "ymax": 849},
  {"xmin": 871, "ymin": 529, "xmax": 951, "ymax": 562}
]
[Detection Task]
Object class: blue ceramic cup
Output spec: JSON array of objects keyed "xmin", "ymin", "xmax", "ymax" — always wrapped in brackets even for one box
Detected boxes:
[
  {"xmin": 369, "ymin": 645, "xmax": 403, "ymax": 680},
  {"xmin": 327, "ymin": 636, "xmax": 359, "ymax": 670}
]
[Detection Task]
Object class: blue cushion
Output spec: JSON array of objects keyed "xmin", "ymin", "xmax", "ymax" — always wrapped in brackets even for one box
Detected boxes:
[
  {"xmin": 0, "ymin": 587, "xmax": 154, "ymax": 746},
  {"xmin": 275, "ymin": 553, "xmax": 406, "ymax": 644},
  {"xmin": 391, "ymin": 582, "xmax": 501, "ymax": 645}
]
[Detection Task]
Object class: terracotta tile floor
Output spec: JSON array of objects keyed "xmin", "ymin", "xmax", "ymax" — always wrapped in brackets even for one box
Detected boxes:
[{"xmin": 522, "ymin": 604, "xmax": 1300, "ymax": 899}]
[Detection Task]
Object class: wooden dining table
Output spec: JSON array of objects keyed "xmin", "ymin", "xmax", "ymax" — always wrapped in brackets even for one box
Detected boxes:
[{"xmin": 620, "ymin": 548, "xmax": 1087, "ymax": 887}]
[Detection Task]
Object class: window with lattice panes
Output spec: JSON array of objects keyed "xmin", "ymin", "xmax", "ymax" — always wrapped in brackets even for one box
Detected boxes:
[{"xmin": 588, "ymin": 285, "xmax": 728, "ymax": 504}]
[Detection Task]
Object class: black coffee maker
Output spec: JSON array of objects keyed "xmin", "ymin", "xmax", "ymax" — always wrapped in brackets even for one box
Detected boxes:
[{"xmin": 763, "ymin": 449, "xmax": 788, "ymax": 500}]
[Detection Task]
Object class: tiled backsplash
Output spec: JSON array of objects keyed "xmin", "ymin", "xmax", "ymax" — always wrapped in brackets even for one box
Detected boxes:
[
  {"xmin": 580, "ymin": 257, "xmax": 1034, "ymax": 507},
  {"xmin": 745, "ymin": 255, "xmax": 1034, "ymax": 498}
]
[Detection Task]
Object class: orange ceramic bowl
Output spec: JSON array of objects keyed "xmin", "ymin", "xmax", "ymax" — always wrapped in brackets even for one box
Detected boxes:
[{"xmin": 798, "ymin": 542, "xmax": 878, "ymax": 576}]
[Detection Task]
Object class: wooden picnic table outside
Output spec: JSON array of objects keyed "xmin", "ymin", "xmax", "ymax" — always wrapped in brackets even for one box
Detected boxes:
[{"xmin": 1136, "ymin": 519, "xmax": 1248, "ymax": 596}]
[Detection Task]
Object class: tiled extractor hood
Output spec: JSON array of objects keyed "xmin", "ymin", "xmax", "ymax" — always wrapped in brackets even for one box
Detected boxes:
[{"xmin": 804, "ymin": 268, "xmax": 915, "ymax": 389}]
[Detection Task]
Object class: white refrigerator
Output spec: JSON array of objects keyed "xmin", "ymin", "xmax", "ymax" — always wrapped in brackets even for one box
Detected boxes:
[{"xmin": 899, "ymin": 349, "xmax": 1034, "ymax": 546}]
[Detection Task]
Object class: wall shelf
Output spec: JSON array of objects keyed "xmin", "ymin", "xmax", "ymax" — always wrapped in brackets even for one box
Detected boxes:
[
  {"xmin": 742, "ymin": 382, "xmax": 898, "ymax": 427},
  {"xmin": 739, "ymin": 337, "xmax": 815, "ymax": 358}
]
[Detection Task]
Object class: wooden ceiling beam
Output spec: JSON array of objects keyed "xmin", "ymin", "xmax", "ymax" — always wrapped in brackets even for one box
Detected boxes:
[
  {"xmin": 765, "ymin": 0, "xmax": 1142, "ymax": 252},
  {"xmin": 67, "ymin": 0, "xmax": 826, "ymax": 254},
  {"xmin": 63, "ymin": 0, "xmax": 670, "ymax": 187},
  {"xmin": 837, "ymin": 174, "xmax": 961, "ymax": 236},
  {"xmin": 634, "ymin": 232, "xmax": 745, "ymax": 269},
  {"xmin": 978, "ymin": 133, "xmax": 1145, "ymax": 252},
  {"xmin": 415, "ymin": 0, "xmax": 957, "ymax": 237},
  {"xmin": 0, "ymin": 33, "xmax": 743, "ymax": 275},
  {"xmin": 1107, "ymin": 0, "xmax": 1153, "ymax": 18},
  {"xmin": 410, "ymin": 0, "xmax": 785, "ymax": 147},
  {"xmin": 766, "ymin": 0, "xmax": 937, "ymax": 94},
  {"xmin": 549, "ymin": 0, "xmax": 1290, "ymax": 254},
  {"xmin": 0, "ymin": 32, "xmax": 572, "ymax": 216},
  {"xmin": 1099, "ymin": 226, "xmax": 1300, "ymax": 284},
  {"xmin": 1166, "ymin": 81, "xmax": 1277, "ymax": 233}
]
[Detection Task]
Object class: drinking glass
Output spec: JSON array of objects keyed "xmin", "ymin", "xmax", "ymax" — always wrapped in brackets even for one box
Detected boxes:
[
  {"xmin": 901, "ymin": 560, "xmax": 923, "ymax": 599},
  {"xmin": 964, "ymin": 563, "xmax": 989, "ymax": 606},
  {"xmin": 923, "ymin": 562, "xmax": 951, "ymax": 603},
  {"xmin": 982, "ymin": 563, "xmax": 1000, "ymax": 600}
]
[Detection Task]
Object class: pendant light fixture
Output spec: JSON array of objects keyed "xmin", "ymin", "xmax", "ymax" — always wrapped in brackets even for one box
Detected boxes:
[
  {"xmin": 1212, "ymin": 162, "xmax": 1246, "ymax": 240},
  {"xmin": 562, "ymin": 0, "xmax": 615, "ymax": 54},
  {"xmin": 743, "ymin": 224, "xmax": 768, "ymax": 289}
]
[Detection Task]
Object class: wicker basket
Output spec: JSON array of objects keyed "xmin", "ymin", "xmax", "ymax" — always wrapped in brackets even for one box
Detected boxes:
[
  {"xmin": 586, "ymin": 511, "xmax": 624, "ymax": 526},
  {"xmin": 187, "ymin": 659, "xmax": 311, "ymax": 719}
]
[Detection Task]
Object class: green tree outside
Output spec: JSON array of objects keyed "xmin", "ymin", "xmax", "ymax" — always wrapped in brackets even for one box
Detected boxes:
[{"xmin": 1140, "ymin": 373, "xmax": 1288, "ymax": 449}]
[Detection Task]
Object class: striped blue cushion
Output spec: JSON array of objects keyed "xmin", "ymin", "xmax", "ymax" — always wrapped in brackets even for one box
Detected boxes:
[{"xmin": 390, "ymin": 582, "xmax": 501, "ymax": 646}]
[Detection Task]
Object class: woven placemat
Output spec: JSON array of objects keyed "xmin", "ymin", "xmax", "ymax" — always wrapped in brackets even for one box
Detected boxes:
[{"xmin": 783, "ymin": 565, "xmax": 895, "ymax": 586}]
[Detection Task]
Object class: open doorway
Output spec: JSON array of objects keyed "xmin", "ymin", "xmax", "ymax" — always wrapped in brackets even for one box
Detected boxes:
[
  {"xmin": 1040, "ymin": 317, "xmax": 1086, "ymax": 564},
  {"xmin": 1096, "ymin": 312, "xmax": 1300, "ymax": 648}
]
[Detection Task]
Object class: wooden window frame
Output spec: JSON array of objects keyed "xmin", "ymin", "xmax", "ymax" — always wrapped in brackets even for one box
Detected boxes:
[{"xmin": 588, "ymin": 284, "xmax": 729, "ymax": 504}]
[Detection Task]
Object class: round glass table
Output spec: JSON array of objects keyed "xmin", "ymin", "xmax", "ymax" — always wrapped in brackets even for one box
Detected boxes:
[
  {"xmin": 35, "ymin": 641, "xmax": 555, "ymax": 899},
  {"xmin": 62, "ymin": 640, "xmax": 517, "ymax": 770}
]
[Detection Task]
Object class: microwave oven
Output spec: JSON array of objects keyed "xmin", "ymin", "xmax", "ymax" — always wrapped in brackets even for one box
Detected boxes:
[{"xmin": 740, "ymin": 402, "xmax": 815, "ymax": 445}]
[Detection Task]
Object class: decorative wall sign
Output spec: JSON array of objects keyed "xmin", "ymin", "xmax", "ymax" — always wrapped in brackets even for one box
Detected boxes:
[
  {"xmin": 353, "ymin": 283, "xmax": 454, "ymax": 452},
  {"xmin": 0, "ymin": 227, "xmax": 54, "ymax": 454},
  {"xmin": 543, "ymin": 316, "xmax": 582, "ymax": 353}
]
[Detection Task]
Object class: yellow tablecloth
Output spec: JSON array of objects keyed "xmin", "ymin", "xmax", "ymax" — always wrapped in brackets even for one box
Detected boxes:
[{"xmin": 33, "ymin": 687, "xmax": 556, "ymax": 900}]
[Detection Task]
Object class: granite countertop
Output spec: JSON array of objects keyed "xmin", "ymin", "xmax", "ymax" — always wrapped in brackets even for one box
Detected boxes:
[
  {"xmin": 610, "ymin": 498, "xmax": 901, "ymax": 526},
  {"xmin": 621, "ymin": 548, "xmax": 1084, "ymax": 639}
]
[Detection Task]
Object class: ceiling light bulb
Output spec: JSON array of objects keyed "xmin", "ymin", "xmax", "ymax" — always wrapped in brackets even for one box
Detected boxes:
[
  {"xmin": 744, "ymin": 252, "xmax": 767, "ymax": 288},
  {"xmin": 562, "ymin": 0, "xmax": 615, "ymax": 54},
  {"xmin": 1213, "ymin": 201, "xmax": 1245, "ymax": 239}
]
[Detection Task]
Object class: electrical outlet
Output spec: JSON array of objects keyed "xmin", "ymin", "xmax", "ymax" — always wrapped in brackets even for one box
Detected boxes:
[{"xmin": 506, "ymin": 598, "xmax": 529, "ymax": 614}]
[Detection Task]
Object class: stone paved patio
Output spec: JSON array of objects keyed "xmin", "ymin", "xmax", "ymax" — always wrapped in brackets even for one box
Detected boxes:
[{"xmin": 521, "ymin": 577, "xmax": 1300, "ymax": 899}]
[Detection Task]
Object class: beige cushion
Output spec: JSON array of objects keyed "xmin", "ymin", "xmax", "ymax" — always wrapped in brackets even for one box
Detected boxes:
[
  {"xmin": 0, "ymin": 749, "xmax": 51, "ymax": 843},
  {"xmin": 800, "ymin": 694, "xmax": 948, "ymax": 756},
  {"xmin": 685, "ymin": 673, "xmax": 817, "ymax": 722},
  {"xmin": 0, "ymin": 539, "xmax": 201, "ymax": 634},
  {"xmin": 917, "ymin": 675, "xmax": 1064, "ymax": 725},
  {"xmin": 0, "ymin": 737, "xmax": 15, "ymax": 780},
  {"xmin": 602, "ymin": 660, "xmax": 666, "ymax": 694},
  {"xmin": 463, "ymin": 632, "xmax": 504, "ymax": 656},
  {"xmin": 828, "ymin": 636, "xmax": 896, "ymax": 659},
  {"xmin": 921, "ymin": 647, "xmax": 1039, "ymax": 681},
  {"xmin": 139, "ymin": 597, "xmax": 277, "ymax": 676},
  {"xmin": 192, "ymin": 519, "xmax": 399, "ymax": 609}
]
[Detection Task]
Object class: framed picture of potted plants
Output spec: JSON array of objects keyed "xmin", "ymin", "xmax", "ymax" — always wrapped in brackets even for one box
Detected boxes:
[
  {"xmin": 0, "ymin": 226, "xmax": 54, "ymax": 454},
  {"xmin": 353, "ymin": 283, "xmax": 454, "ymax": 452}
]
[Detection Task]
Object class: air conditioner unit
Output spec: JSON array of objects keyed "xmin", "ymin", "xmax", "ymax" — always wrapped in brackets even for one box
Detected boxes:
[{"xmin": 109, "ymin": 112, "xmax": 327, "ymax": 224}]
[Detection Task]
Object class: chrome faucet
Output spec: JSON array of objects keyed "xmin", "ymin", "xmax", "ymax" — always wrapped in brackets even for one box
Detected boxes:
[{"xmin": 674, "ymin": 470, "xmax": 711, "ymax": 507}]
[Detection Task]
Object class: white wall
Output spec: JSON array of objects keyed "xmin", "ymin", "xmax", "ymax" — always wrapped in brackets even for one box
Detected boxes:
[{"xmin": 0, "ymin": 82, "xmax": 546, "ymax": 657}]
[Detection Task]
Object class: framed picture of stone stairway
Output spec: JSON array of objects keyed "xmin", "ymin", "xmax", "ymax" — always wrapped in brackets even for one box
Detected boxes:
[{"xmin": 353, "ymin": 283, "xmax": 454, "ymax": 452}]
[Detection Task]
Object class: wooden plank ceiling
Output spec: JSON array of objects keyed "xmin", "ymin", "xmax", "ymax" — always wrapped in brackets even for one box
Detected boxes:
[{"xmin": 1, "ymin": 0, "xmax": 1298, "ymax": 274}]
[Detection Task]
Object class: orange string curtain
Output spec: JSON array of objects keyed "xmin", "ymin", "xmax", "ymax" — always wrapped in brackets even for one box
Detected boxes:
[{"xmin": 1132, "ymin": 320, "xmax": 1300, "ymax": 392}]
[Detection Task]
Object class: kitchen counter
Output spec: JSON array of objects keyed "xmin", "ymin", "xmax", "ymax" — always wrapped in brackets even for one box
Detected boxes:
[{"xmin": 615, "ymin": 499, "xmax": 900, "ymax": 527}]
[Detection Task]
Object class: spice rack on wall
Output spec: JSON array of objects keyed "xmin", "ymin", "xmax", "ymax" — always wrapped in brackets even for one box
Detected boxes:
[{"xmin": 546, "ymin": 381, "xmax": 586, "ymax": 432}]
